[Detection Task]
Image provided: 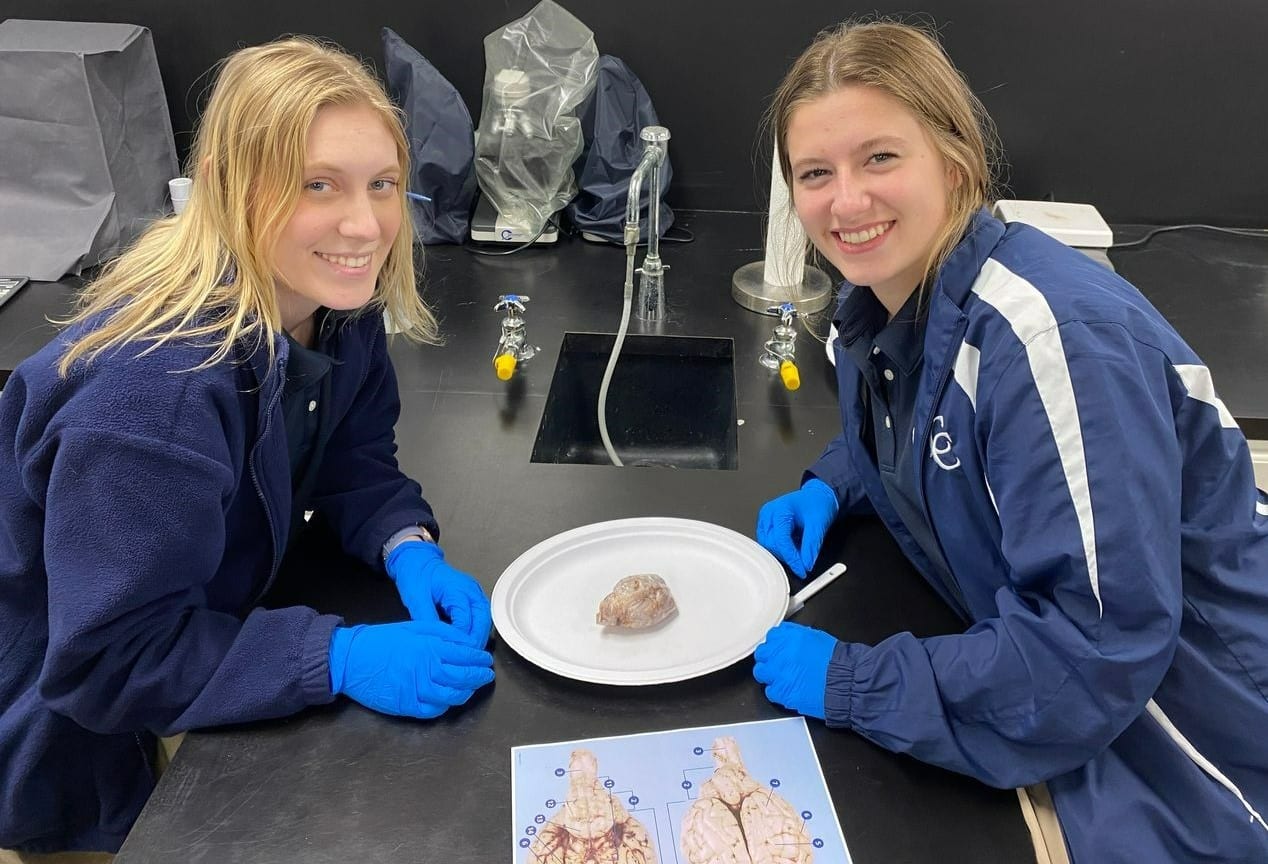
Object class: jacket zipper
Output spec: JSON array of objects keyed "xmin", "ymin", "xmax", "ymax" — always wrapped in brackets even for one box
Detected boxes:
[
  {"xmin": 134, "ymin": 732, "xmax": 155, "ymax": 779},
  {"xmin": 248, "ymin": 369, "xmax": 286, "ymax": 583},
  {"xmin": 913, "ymin": 311, "xmax": 972, "ymax": 620}
]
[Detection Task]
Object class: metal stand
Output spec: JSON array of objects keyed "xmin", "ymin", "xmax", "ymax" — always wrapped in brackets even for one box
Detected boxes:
[{"xmin": 731, "ymin": 261, "xmax": 833, "ymax": 315}]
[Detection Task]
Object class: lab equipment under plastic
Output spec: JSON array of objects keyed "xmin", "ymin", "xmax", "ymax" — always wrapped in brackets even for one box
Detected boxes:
[{"xmin": 470, "ymin": 3, "xmax": 598, "ymax": 245}]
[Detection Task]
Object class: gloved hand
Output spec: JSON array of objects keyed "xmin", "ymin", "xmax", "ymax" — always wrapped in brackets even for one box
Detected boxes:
[
  {"xmin": 755, "ymin": 478, "xmax": 839, "ymax": 579},
  {"xmin": 386, "ymin": 540, "xmax": 492, "ymax": 648},
  {"xmin": 329, "ymin": 620, "xmax": 495, "ymax": 719},
  {"xmin": 752, "ymin": 621, "xmax": 838, "ymax": 720}
]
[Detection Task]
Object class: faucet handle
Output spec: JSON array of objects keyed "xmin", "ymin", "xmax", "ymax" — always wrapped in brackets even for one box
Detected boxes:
[
  {"xmin": 494, "ymin": 294, "xmax": 530, "ymax": 313},
  {"xmin": 639, "ymin": 125, "xmax": 671, "ymax": 144},
  {"xmin": 765, "ymin": 302, "xmax": 799, "ymax": 326}
]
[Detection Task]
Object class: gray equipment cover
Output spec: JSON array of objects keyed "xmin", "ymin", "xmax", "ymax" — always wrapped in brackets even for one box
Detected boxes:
[{"xmin": 0, "ymin": 20, "xmax": 178, "ymax": 281}]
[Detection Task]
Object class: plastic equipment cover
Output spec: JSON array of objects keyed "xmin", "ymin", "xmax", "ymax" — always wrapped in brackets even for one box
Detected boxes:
[{"xmin": 473, "ymin": 0, "xmax": 598, "ymax": 235}]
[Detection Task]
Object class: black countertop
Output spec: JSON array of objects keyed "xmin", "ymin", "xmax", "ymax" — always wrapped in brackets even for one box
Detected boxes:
[
  {"xmin": 1110, "ymin": 223, "xmax": 1268, "ymax": 439},
  {"xmin": 1, "ymin": 212, "xmax": 1264, "ymax": 864}
]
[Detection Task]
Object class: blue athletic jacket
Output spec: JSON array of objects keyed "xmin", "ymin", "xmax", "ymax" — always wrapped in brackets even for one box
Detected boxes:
[
  {"xmin": 0, "ymin": 311, "xmax": 436, "ymax": 852},
  {"xmin": 811, "ymin": 211, "xmax": 1268, "ymax": 863}
]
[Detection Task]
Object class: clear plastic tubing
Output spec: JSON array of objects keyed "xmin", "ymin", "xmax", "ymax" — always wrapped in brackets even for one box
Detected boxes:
[{"xmin": 597, "ymin": 144, "xmax": 663, "ymax": 467}]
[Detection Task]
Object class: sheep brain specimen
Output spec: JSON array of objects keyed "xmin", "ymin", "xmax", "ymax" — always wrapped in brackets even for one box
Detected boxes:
[
  {"xmin": 596, "ymin": 573, "xmax": 678, "ymax": 629},
  {"xmin": 679, "ymin": 737, "xmax": 813, "ymax": 864},
  {"xmin": 527, "ymin": 749, "xmax": 658, "ymax": 863}
]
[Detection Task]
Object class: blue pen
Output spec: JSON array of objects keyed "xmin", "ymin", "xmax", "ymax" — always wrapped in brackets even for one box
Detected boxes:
[{"xmin": 406, "ymin": 192, "xmax": 432, "ymax": 203}]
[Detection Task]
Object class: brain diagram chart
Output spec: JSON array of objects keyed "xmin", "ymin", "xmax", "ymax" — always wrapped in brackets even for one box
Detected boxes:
[{"xmin": 512, "ymin": 718, "xmax": 852, "ymax": 864}]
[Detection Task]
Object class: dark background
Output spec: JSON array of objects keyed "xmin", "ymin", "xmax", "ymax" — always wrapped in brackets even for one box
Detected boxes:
[{"xmin": 3, "ymin": 0, "xmax": 1265, "ymax": 224}]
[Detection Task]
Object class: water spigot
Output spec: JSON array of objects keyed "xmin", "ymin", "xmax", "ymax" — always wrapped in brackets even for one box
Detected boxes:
[
  {"xmin": 493, "ymin": 294, "xmax": 539, "ymax": 380},
  {"xmin": 760, "ymin": 302, "xmax": 801, "ymax": 390}
]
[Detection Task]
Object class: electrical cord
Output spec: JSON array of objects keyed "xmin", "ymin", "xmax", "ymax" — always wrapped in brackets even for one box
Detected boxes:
[
  {"xmin": 658, "ymin": 225, "xmax": 695, "ymax": 243},
  {"xmin": 1111, "ymin": 223, "xmax": 1268, "ymax": 250}
]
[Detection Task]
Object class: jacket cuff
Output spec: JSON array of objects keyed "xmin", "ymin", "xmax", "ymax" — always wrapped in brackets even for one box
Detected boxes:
[
  {"xmin": 803, "ymin": 465, "xmax": 848, "ymax": 505},
  {"xmin": 824, "ymin": 640, "xmax": 865, "ymax": 729},
  {"xmin": 301, "ymin": 613, "xmax": 344, "ymax": 704}
]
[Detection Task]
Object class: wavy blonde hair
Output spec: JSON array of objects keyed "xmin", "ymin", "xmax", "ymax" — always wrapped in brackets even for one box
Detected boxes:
[
  {"xmin": 769, "ymin": 20, "xmax": 1000, "ymax": 295},
  {"xmin": 58, "ymin": 37, "xmax": 438, "ymax": 376}
]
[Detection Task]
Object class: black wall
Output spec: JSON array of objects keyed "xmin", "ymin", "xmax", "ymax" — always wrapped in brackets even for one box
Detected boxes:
[{"xmin": 4, "ymin": 1, "xmax": 1265, "ymax": 225}]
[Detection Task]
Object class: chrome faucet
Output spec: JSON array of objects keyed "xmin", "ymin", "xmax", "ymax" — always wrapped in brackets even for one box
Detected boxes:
[
  {"xmin": 492, "ymin": 294, "xmax": 538, "ymax": 380},
  {"xmin": 761, "ymin": 302, "xmax": 801, "ymax": 391},
  {"xmin": 625, "ymin": 126, "xmax": 671, "ymax": 321}
]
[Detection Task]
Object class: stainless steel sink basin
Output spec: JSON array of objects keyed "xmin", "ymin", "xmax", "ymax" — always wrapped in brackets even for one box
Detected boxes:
[{"xmin": 531, "ymin": 332, "xmax": 738, "ymax": 470}]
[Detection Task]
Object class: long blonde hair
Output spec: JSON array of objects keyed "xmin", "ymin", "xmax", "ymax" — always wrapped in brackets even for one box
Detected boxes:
[
  {"xmin": 58, "ymin": 37, "xmax": 438, "ymax": 376},
  {"xmin": 770, "ymin": 20, "xmax": 1000, "ymax": 294}
]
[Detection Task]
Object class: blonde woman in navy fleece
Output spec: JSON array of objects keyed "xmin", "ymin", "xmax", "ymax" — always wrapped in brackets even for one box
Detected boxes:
[
  {"xmin": 0, "ymin": 39, "xmax": 493, "ymax": 857},
  {"xmin": 752, "ymin": 20, "xmax": 1268, "ymax": 864}
]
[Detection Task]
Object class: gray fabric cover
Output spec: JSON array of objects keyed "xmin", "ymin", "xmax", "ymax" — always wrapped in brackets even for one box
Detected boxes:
[{"xmin": 0, "ymin": 20, "xmax": 177, "ymax": 281}]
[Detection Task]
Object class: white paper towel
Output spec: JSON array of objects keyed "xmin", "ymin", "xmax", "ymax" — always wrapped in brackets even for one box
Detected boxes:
[{"xmin": 762, "ymin": 143, "xmax": 808, "ymax": 288}]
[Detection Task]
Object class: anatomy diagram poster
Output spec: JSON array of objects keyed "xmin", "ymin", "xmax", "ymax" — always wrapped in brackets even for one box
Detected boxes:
[{"xmin": 511, "ymin": 717, "xmax": 852, "ymax": 863}]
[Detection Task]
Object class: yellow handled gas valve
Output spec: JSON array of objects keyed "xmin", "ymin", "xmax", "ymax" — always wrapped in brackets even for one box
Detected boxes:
[
  {"xmin": 492, "ymin": 294, "xmax": 538, "ymax": 381},
  {"xmin": 762, "ymin": 302, "xmax": 802, "ymax": 391}
]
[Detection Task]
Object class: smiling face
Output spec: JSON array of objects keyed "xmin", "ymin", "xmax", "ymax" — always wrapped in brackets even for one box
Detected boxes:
[
  {"xmin": 786, "ymin": 84, "xmax": 958, "ymax": 315},
  {"xmin": 272, "ymin": 101, "xmax": 403, "ymax": 332}
]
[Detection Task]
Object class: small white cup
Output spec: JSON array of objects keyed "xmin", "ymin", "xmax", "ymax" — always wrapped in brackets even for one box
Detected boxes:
[{"xmin": 168, "ymin": 177, "xmax": 192, "ymax": 215}]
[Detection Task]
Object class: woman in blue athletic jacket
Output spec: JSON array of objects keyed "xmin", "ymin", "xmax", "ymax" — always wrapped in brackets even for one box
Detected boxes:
[
  {"xmin": 0, "ymin": 39, "xmax": 494, "ymax": 855},
  {"xmin": 752, "ymin": 21, "xmax": 1268, "ymax": 864}
]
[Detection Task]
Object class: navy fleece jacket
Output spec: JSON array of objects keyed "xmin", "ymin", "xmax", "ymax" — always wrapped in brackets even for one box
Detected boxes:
[{"xmin": 0, "ymin": 310, "xmax": 437, "ymax": 852}]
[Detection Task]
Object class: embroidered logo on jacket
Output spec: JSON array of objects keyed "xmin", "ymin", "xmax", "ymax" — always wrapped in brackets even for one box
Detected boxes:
[{"xmin": 929, "ymin": 415, "xmax": 961, "ymax": 470}]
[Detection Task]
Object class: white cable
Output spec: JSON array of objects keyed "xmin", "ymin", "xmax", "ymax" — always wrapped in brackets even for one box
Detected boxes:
[{"xmin": 1112, "ymin": 223, "xmax": 1268, "ymax": 249}]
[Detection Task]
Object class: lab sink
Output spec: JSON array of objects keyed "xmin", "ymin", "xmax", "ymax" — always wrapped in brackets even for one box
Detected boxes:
[{"xmin": 531, "ymin": 332, "xmax": 738, "ymax": 470}]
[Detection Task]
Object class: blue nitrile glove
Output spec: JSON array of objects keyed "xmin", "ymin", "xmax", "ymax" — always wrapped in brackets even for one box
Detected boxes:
[
  {"xmin": 755, "ymin": 478, "xmax": 840, "ymax": 579},
  {"xmin": 386, "ymin": 540, "xmax": 493, "ymax": 648},
  {"xmin": 329, "ymin": 620, "xmax": 495, "ymax": 719},
  {"xmin": 752, "ymin": 621, "xmax": 838, "ymax": 720}
]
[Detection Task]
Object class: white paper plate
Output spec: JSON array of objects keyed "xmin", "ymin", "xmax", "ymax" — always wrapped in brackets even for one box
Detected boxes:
[{"xmin": 492, "ymin": 518, "xmax": 789, "ymax": 685}]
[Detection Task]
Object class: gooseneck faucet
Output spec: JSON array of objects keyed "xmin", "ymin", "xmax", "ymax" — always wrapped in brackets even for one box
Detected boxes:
[
  {"xmin": 625, "ymin": 126, "xmax": 671, "ymax": 321},
  {"xmin": 598, "ymin": 125, "xmax": 672, "ymax": 467}
]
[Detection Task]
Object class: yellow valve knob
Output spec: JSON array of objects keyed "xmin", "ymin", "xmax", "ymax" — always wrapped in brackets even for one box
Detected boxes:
[
  {"xmin": 780, "ymin": 359, "xmax": 800, "ymax": 391},
  {"xmin": 494, "ymin": 353, "xmax": 517, "ymax": 381}
]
